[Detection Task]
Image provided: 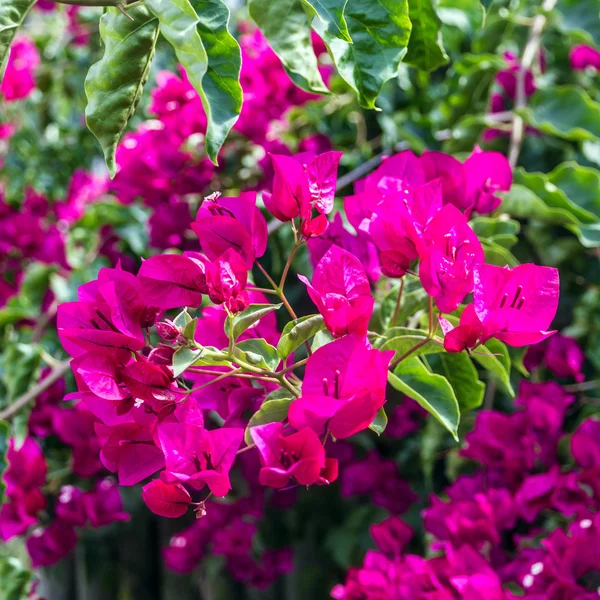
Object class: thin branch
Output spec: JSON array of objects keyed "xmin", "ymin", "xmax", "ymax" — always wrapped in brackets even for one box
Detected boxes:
[
  {"xmin": 0, "ymin": 358, "xmax": 71, "ymax": 421},
  {"xmin": 508, "ymin": 0, "xmax": 557, "ymax": 168}
]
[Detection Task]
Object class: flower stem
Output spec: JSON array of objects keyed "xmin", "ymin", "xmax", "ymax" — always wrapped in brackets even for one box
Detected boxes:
[
  {"xmin": 390, "ymin": 278, "xmax": 405, "ymax": 328},
  {"xmin": 389, "ymin": 337, "xmax": 431, "ymax": 371}
]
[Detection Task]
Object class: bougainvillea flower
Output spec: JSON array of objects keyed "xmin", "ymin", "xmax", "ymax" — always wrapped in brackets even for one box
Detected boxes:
[
  {"xmin": 83, "ymin": 478, "xmax": 130, "ymax": 528},
  {"xmin": 138, "ymin": 253, "xmax": 208, "ymax": 310},
  {"xmin": 71, "ymin": 352, "xmax": 128, "ymax": 401},
  {"xmin": 142, "ymin": 479, "xmax": 192, "ymax": 518},
  {"xmin": 158, "ymin": 423, "xmax": 244, "ymax": 496},
  {"xmin": 205, "ymin": 249, "xmax": 250, "ymax": 313},
  {"xmin": 473, "ymin": 263, "xmax": 559, "ymax": 346},
  {"xmin": 121, "ymin": 360, "xmax": 183, "ymax": 403},
  {"xmin": 463, "ymin": 147, "xmax": 512, "ymax": 214},
  {"xmin": 301, "ymin": 150, "xmax": 343, "ymax": 214},
  {"xmin": 55, "ymin": 485, "xmax": 87, "ymax": 527},
  {"xmin": 191, "ymin": 192, "xmax": 267, "ymax": 267},
  {"xmin": 366, "ymin": 180, "xmax": 444, "ymax": 277},
  {"xmin": 419, "ymin": 204, "xmax": 484, "ymax": 313},
  {"xmin": 419, "ymin": 151, "xmax": 468, "ymax": 211},
  {"xmin": 355, "ymin": 150, "xmax": 425, "ymax": 195},
  {"xmin": 370, "ymin": 517, "xmax": 413, "ymax": 557},
  {"xmin": 571, "ymin": 419, "xmax": 600, "ymax": 469},
  {"xmin": 299, "ymin": 246, "xmax": 374, "ymax": 337},
  {"xmin": 0, "ymin": 501, "xmax": 41, "ymax": 541},
  {"xmin": 57, "ymin": 301, "xmax": 146, "ymax": 359},
  {"xmin": 496, "ymin": 51, "xmax": 537, "ymax": 100},
  {"xmin": 545, "ymin": 333, "xmax": 585, "ymax": 382},
  {"xmin": 263, "ymin": 154, "xmax": 311, "ymax": 222},
  {"xmin": 250, "ymin": 423, "xmax": 337, "ymax": 488},
  {"xmin": 26, "ymin": 523, "xmax": 77, "ymax": 568},
  {"xmin": 0, "ymin": 36, "xmax": 40, "ymax": 101},
  {"xmin": 4, "ymin": 437, "xmax": 47, "ymax": 497},
  {"xmin": 289, "ymin": 335, "xmax": 393, "ymax": 439},
  {"xmin": 308, "ymin": 213, "xmax": 381, "ymax": 283},
  {"xmin": 301, "ymin": 213, "xmax": 329, "ymax": 238},
  {"xmin": 95, "ymin": 422, "xmax": 165, "ymax": 486},
  {"xmin": 570, "ymin": 44, "xmax": 600, "ymax": 70}
]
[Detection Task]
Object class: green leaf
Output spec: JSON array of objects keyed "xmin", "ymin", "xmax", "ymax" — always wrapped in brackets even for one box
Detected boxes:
[
  {"xmin": 522, "ymin": 86, "xmax": 600, "ymax": 142},
  {"xmin": 173, "ymin": 308, "xmax": 193, "ymax": 329},
  {"xmin": 84, "ymin": 6, "xmax": 159, "ymax": 178},
  {"xmin": 368, "ymin": 407, "xmax": 387, "ymax": 435},
  {"xmin": 470, "ymin": 216, "xmax": 520, "ymax": 241},
  {"xmin": 277, "ymin": 314, "xmax": 325, "ymax": 359},
  {"xmin": 438, "ymin": 0, "xmax": 484, "ymax": 34},
  {"xmin": 556, "ymin": 0, "xmax": 600, "ymax": 46},
  {"xmin": 0, "ymin": 0, "xmax": 35, "ymax": 82},
  {"xmin": 299, "ymin": 0, "xmax": 352, "ymax": 42},
  {"xmin": 172, "ymin": 347, "xmax": 204, "ymax": 378},
  {"xmin": 245, "ymin": 398, "xmax": 294, "ymax": 445},
  {"xmin": 1, "ymin": 344, "xmax": 41, "ymax": 405},
  {"xmin": 0, "ymin": 557, "xmax": 31, "ymax": 600},
  {"xmin": 500, "ymin": 184, "xmax": 581, "ymax": 225},
  {"xmin": 0, "ymin": 420, "xmax": 9, "ymax": 503},
  {"xmin": 189, "ymin": 0, "xmax": 243, "ymax": 162},
  {"xmin": 570, "ymin": 222, "xmax": 600, "ymax": 248},
  {"xmin": 183, "ymin": 318, "xmax": 199, "ymax": 341},
  {"xmin": 548, "ymin": 162, "xmax": 600, "ymax": 221},
  {"xmin": 381, "ymin": 334, "xmax": 444, "ymax": 360},
  {"xmin": 311, "ymin": 328, "xmax": 335, "ymax": 351},
  {"xmin": 481, "ymin": 240, "xmax": 519, "ymax": 267},
  {"xmin": 405, "ymin": 0, "xmax": 448, "ymax": 71},
  {"xmin": 388, "ymin": 357, "xmax": 460, "ymax": 439},
  {"xmin": 230, "ymin": 303, "xmax": 282, "ymax": 341},
  {"xmin": 440, "ymin": 353, "xmax": 484, "ymax": 412},
  {"xmin": 235, "ymin": 339, "xmax": 280, "ymax": 371},
  {"xmin": 145, "ymin": 0, "xmax": 243, "ymax": 164},
  {"xmin": 471, "ymin": 339, "xmax": 514, "ymax": 397},
  {"xmin": 515, "ymin": 168, "xmax": 598, "ymax": 225},
  {"xmin": 249, "ymin": 0, "xmax": 329, "ymax": 93},
  {"xmin": 316, "ymin": 0, "xmax": 412, "ymax": 108},
  {"xmin": 379, "ymin": 285, "xmax": 429, "ymax": 330}
]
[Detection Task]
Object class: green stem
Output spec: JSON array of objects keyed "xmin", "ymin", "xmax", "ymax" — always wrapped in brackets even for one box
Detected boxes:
[
  {"xmin": 389, "ymin": 337, "xmax": 430, "ymax": 371},
  {"xmin": 390, "ymin": 278, "xmax": 405, "ymax": 328}
]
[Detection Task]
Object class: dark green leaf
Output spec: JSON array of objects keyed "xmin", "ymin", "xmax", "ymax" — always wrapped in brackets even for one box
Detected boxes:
[
  {"xmin": 245, "ymin": 398, "xmax": 294, "ymax": 445},
  {"xmin": 299, "ymin": 0, "xmax": 352, "ymax": 42},
  {"xmin": 0, "ymin": 0, "xmax": 35, "ymax": 81},
  {"xmin": 230, "ymin": 303, "xmax": 282, "ymax": 340},
  {"xmin": 522, "ymin": 86, "xmax": 600, "ymax": 142},
  {"xmin": 317, "ymin": 0, "xmax": 412, "ymax": 108},
  {"xmin": 249, "ymin": 0, "xmax": 329, "ymax": 93},
  {"xmin": 481, "ymin": 240, "xmax": 519, "ymax": 267},
  {"xmin": 368, "ymin": 406, "xmax": 387, "ymax": 435},
  {"xmin": 388, "ymin": 357, "xmax": 460, "ymax": 439},
  {"xmin": 381, "ymin": 334, "xmax": 444, "ymax": 360},
  {"xmin": 189, "ymin": 0, "xmax": 243, "ymax": 162},
  {"xmin": 471, "ymin": 339, "xmax": 514, "ymax": 397},
  {"xmin": 405, "ymin": 0, "xmax": 448, "ymax": 71},
  {"xmin": 379, "ymin": 285, "xmax": 429, "ymax": 330},
  {"xmin": 311, "ymin": 328, "xmax": 335, "ymax": 351},
  {"xmin": 277, "ymin": 314, "xmax": 325, "ymax": 359},
  {"xmin": 549, "ymin": 162, "xmax": 600, "ymax": 221},
  {"xmin": 570, "ymin": 222, "xmax": 600, "ymax": 248},
  {"xmin": 235, "ymin": 339, "xmax": 280, "ymax": 371},
  {"xmin": 469, "ymin": 216, "xmax": 520, "ymax": 240},
  {"xmin": 85, "ymin": 6, "xmax": 159, "ymax": 177},
  {"xmin": 146, "ymin": 0, "xmax": 243, "ymax": 164},
  {"xmin": 438, "ymin": 0, "xmax": 484, "ymax": 34},
  {"xmin": 440, "ymin": 353, "xmax": 484, "ymax": 412},
  {"xmin": 557, "ymin": 0, "xmax": 600, "ymax": 46}
]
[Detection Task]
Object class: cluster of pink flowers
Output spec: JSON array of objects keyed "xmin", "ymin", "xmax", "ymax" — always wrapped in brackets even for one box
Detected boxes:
[
  {"xmin": 0, "ymin": 433, "xmax": 128, "ymax": 568},
  {"xmin": 333, "ymin": 371, "xmax": 600, "ymax": 599}
]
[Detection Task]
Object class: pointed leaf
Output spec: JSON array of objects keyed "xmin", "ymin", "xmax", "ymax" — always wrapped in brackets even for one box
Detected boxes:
[
  {"xmin": 501, "ymin": 184, "xmax": 581, "ymax": 225},
  {"xmin": 145, "ymin": 0, "xmax": 242, "ymax": 164},
  {"xmin": 230, "ymin": 303, "xmax": 282, "ymax": 341},
  {"xmin": 388, "ymin": 357, "xmax": 459, "ymax": 440},
  {"xmin": 381, "ymin": 334, "xmax": 444, "ymax": 360},
  {"xmin": 471, "ymin": 339, "xmax": 514, "ymax": 397},
  {"xmin": 173, "ymin": 347, "xmax": 204, "ymax": 378},
  {"xmin": 85, "ymin": 6, "xmax": 159, "ymax": 177},
  {"xmin": 249, "ymin": 0, "xmax": 329, "ymax": 93},
  {"xmin": 245, "ymin": 398, "xmax": 294, "ymax": 445},
  {"xmin": 405, "ymin": 0, "xmax": 448, "ymax": 71},
  {"xmin": 235, "ymin": 339, "xmax": 280, "ymax": 371},
  {"xmin": 0, "ymin": 0, "xmax": 35, "ymax": 81},
  {"xmin": 368, "ymin": 407, "xmax": 387, "ymax": 436},
  {"xmin": 277, "ymin": 314, "xmax": 325, "ymax": 359},
  {"xmin": 316, "ymin": 0, "xmax": 412, "ymax": 108},
  {"xmin": 299, "ymin": 0, "xmax": 352, "ymax": 42},
  {"xmin": 440, "ymin": 353, "xmax": 484, "ymax": 412}
]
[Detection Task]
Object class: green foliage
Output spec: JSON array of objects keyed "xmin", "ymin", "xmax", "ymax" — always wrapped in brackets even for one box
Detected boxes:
[
  {"xmin": 235, "ymin": 339, "xmax": 280, "ymax": 371},
  {"xmin": 389, "ymin": 357, "xmax": 460, "ymax": 439},
  {"xmin": 368, "ymin": 407, "xmax": 388, "ymax": 435},
  {"xmin": 229, "ymin": 303, "xmax": 282, "ymax": 341},
  {"xmin": 145, "ymin": 0, "xmax": 242, "ymax": 164},
  {"xmin": 244, "ymin": 397, "xmax": 294, "ymax": 445},
  {"xmin": 277, "ymin": 314, "xmax": 325, "ymax": 359},
  {"xmin": 471, "ymin": 339, "xmax": 514, "ymax": 398},
  {"xmin": 440, "ymin": 353, "xmax": 485, "ymax": 412},
  {"xmin": 299, "ymin": 0, "xmax": 352, "ymax": 42},
  {"xmin": 405, "ymin": 0, "xmax": 448, "ymax": 71},
  {"xmin": 0, "ymin": 557, "xmax": 31, "ymax": 600},
  {"xmin": 0, "ymin": 420, "xmax": 9, "ymax": 503},
  {"xmin": 249, "ymin": 0, "xmax": 329, "ymax": 93},
  {"xmin": 85, "ymin": 6, "xmax": 160, "ymax": 177},
  {"xmin": 1, "ymin": 343, "xmax": 41, "ymax": 405}
]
